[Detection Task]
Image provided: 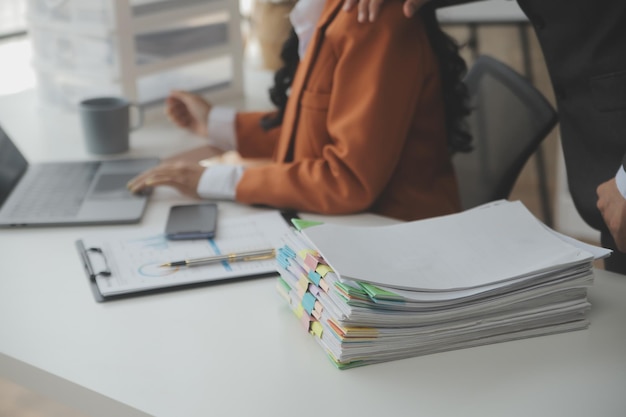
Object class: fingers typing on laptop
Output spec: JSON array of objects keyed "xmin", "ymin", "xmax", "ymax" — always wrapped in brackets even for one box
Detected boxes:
[{"xmin": 127, "ymin": 161, "xmax": 205, "ymax": 199}]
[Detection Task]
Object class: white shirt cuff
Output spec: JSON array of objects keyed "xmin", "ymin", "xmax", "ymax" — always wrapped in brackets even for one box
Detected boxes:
[
  {"xmin": 196, "ymin": 164, "xmax": 244, "ymax": 200},
  {"xmin": 207, "ymin": 106, "xmax": 237, "ymax": 151},
  {"xmin": 615, "ymin": 166, "xmax": 626, "ymax": 199}
]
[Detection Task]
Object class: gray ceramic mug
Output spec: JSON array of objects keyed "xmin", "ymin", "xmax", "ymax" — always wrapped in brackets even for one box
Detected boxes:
[{"xmin": 79, "ymin": 97, "xmax": 143, "ymax": 155}]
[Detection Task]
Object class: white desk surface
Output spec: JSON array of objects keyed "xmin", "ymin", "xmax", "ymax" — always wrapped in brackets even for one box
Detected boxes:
[{"xmin": 1, "ymin": 90, "xmax": 626, "ymax": 417}]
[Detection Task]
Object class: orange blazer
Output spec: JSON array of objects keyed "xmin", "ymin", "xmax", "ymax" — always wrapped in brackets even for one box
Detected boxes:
[{"xmin": 233, "ymin": 0, "xmax": 460, "ymax": 221}]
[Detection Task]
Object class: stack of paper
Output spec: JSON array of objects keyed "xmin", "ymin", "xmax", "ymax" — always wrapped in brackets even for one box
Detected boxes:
[{"xmin": 276, "ymin": 201, "xmax": 609, "ymax": 369}]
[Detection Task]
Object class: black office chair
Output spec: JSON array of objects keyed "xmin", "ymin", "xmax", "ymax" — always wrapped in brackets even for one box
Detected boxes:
[{"xmin": 452, "ymin": 55, "xmax": 558, "ymax": 210}]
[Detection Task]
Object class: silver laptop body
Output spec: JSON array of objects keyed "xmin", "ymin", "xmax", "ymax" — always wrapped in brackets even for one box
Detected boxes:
[{"xmin": 0, "ymin": 124, "xmax": 159, "ymax": 227}]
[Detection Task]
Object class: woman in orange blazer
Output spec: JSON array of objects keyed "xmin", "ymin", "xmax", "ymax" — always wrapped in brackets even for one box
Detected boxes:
[{"xmin": 128, "ymin": 0, "xmax": 470, "ymax": 221}]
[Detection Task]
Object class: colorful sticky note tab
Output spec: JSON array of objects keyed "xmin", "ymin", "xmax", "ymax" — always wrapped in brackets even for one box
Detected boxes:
[
  {"xmin": 311, "ymin": 301, "xmax": 323, "ymax": 320},
  {"xmin": 359, "ymin": 282, "xmax": 404, "ymax": 301},
  {"xmin": 315, "ymin": 263, "xmax": 332, "ymax": 277},
  {"xmin": 310, "ymin": 321, "xmax": 323, "ymax": 338},
  {"xmin": 291, "ymin": 219, "xmax": 324, "ymax": 231},
  {"xmin": 276, "ymin": 251, "xmax": 291, "ymax": 269},
  {"xmin": 302, "ymin": 292, "xmax": 317, "ymax": 315},
  {"xmin": 297, "ymin": 249, "xmax": 318, "ymax": 262},
  {"xmin": 304, "ymin": 253, "xmax": 319, "ymax": 271},
  {"xmin": 297, "ymin": 276, "xmax": 309, "ymax": 291},
  {"xmin": 300, "ymin": 312, "xmax": 312, "ymax": 330},
  {"xmin": 308, "ymin": 270, "xmax": 322, "ymax": 286},
  {"xmin": 307, "ymin": 284, "xmax": 320, "ymax": 296},
  {"xmin": 294, "ymin": 303, "xmax": 305, "ymax": 319},
  {"xmin": 280, "ymin": 245, "xmax": 296, "ymax": 258}
]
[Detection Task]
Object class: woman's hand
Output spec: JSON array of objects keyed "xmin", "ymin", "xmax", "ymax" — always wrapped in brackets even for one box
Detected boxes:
[
  {"xmin": 127, "ymin": 161, "xmax": 206, "ymax": 199},
  {"xmin": 166, "ymin": 90, "xmax": 212, "ymax": 138},
  {"xmin": 597, "ymin": 178, "xmax": 626, "ymax": 252},
  {"xmin": 342, "ymin": 0, "xmax": 430, "ymax": 22}
]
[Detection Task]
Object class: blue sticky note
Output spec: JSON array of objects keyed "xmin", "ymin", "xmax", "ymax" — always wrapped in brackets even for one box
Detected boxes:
[{"xmin": 302, "ymin": 292, "xmax": 317, "ymax": 315}]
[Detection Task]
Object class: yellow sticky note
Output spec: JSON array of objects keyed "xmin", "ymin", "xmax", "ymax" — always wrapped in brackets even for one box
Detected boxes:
[
  {"xmin": 310, "ymin": 321, "xmax": 323, "ymax": 338},
  {"xmin": 316, "ymin": 264, "xmax": 332, "ymax": 277}
]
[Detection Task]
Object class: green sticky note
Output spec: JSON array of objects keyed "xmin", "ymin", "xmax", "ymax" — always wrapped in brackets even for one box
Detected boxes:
[
  {"xmin": 335, "ymin": 282, "xmax": 369, "ymax": 299},
  {"xmin": 359, "ymin": 282, "xmax": 403, "ymax": 301},
  {"xmin": 291, "ymin": 218, "xmax": 324, "ymax": 231}
]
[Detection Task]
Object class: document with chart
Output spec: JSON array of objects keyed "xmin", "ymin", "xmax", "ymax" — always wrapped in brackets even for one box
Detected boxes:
[{"xmin": 76, "ymin": 211, "xmax": 292, "ymax": 301}]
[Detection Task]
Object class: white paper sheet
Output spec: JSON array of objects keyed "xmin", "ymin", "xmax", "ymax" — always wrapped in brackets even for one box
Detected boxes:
[
  {"xmin": 302, "ymin": 201, "xmax": 595, "ymax": 291},
  {"xmin": 80, "ymin": 211, "xmax": 292, "ymax": 296}
]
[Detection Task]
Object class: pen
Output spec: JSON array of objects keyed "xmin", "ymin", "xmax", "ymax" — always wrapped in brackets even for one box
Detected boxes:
[{"xmin": 159, "ymin": 248, "xmax": 276, "ymax": 268}]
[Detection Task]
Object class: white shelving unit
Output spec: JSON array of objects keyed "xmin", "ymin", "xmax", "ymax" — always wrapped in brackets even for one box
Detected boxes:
[{"xmin": 26, "ymin": 0, "xmax": 244, "ymax": 108}]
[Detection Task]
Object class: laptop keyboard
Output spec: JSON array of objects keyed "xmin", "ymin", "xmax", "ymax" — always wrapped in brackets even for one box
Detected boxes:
[{"xmin": 6, "ymin": 162, "xmax": 100, "ymax": 219}]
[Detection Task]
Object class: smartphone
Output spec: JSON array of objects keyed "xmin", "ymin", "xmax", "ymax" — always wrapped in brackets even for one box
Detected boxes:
[{"xmin": 165, "ymin": 203, "xmax": 218, "ymax": 240}]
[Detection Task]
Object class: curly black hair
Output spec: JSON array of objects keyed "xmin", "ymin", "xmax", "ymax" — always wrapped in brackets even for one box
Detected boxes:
[
  {"xmin": 420, "ymin": 4, "xmax": 472, "ymax": 153},
  {"xmin": 260, "ymin": 5, "xmax": 472, "ymax": 153},
  {"xmin": 259, "ymin": 28, "xmax": 300, "ymax": 131}
]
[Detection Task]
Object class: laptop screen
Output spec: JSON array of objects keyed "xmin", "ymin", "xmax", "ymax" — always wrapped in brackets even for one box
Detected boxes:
[{"xmin": 0, "ymin": 126, "xmax": 28, "ymax": 207}]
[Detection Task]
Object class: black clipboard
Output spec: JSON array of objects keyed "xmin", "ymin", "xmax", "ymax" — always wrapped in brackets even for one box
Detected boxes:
[
  {"xmin": 76, "ymin": 210, "xmax": 299, "ymax": 302},
  {"xmin": 76, "ymin": 239, "xmax": 285, "ymax": 303},
  {"xmin": 76, "ymin": 240, "xmax": 112, "ymax": 303}
]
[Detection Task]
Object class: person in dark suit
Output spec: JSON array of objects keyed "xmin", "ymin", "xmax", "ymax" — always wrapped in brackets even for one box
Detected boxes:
[{"xmin": 344, "ymin": 0, "xmax": 626, "ymax": 273}]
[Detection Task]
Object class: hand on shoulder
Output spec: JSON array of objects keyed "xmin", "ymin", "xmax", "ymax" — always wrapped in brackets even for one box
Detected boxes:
[{"xmin": 343, "ymin": 0, "xmax": 430, "ymax": 22}]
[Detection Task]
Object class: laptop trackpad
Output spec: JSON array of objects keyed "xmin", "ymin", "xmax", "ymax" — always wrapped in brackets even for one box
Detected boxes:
[{"xmin": 88, "ymin": 173, "xmax": 138, "ymax": 200}]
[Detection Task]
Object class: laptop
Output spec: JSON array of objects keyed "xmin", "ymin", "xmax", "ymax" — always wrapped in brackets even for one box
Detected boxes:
[{"xmin": 0, "ymin": 124, "xmax": 159, "ymax": 227}]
